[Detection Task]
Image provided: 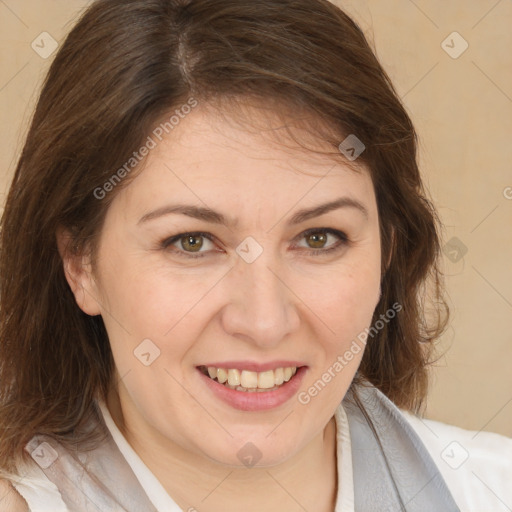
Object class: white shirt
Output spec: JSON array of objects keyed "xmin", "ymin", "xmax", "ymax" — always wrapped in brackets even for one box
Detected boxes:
[{"xmin": 10, "ymin": 401, "xmax": 512, "ymax": 512}]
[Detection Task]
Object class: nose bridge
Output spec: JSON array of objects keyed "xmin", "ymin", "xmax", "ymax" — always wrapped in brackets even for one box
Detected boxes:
[{"xmin": 221, "ymin": 247, "xmax": 299, "ymax": 346}]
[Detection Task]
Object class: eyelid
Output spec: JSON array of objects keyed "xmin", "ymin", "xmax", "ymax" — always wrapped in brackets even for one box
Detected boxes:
[
  {"xmin": 291, "ymin": 228, "xmax": 349, "ymax": 256},
  {"xmin": 161, "ymin": 228, "xmax": 349, "ymax": 259},
  {"xmin": 161, "ymin": 231, "xmax": 218, "ymax": 258},
  {"xmin": 294, "ymin": 227, "xmax": 348, "ymax": 243}
]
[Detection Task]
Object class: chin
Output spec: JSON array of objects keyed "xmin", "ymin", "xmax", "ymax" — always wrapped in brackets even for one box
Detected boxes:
[{"xmin": 198, "ymin": 435, "xmax": 301, "ymax": 469}]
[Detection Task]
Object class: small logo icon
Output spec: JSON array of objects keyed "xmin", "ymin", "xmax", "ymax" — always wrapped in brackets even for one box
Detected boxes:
[
  {"xmin": 30, "ymin": 442, "xmax": 58, "ymax": 469},
  {"xmin": 236, "ymin": 442, "xmax": 262, "ymax": 468},
  {"xmin": 503, "ymin": 186, "xmax": 512, "ymax": 200},
  {"xmin": 443, "ymin": 236, "xmax": 468, "ymax": 263},
  {"xmin": 338, "ymin": 134, "xmax": 366, "ymax": 161},
  {"xmin": 134, "ymin": 338, "xmax": 161, "ymax": 366},
  {"xmin": 31, "ymin": 32, "xmax": 59, "ymax": 59},
  {"xmin": 441, "ymin": 32, "xmax": 468, "ymax": 59},
  {"xmin": 441, "ymin": 441, "xmax": 469, "ymax": 469},
  {"xmin": 236, "ymin": 236, "xmax": 263, "ymax": 263}
]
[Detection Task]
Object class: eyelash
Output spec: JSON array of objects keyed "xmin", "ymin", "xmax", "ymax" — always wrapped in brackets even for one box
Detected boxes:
[{"xmin": 160, "ymin": 228, "xmax": 349, "ymax": 259}]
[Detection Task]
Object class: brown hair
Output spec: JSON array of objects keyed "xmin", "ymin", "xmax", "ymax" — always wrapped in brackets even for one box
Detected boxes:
[{"xmin": 0, "ymin": 0, "xmax": 448, "ymax": 473}]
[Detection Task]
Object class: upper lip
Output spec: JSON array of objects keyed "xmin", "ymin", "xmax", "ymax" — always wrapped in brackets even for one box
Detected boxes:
[{"xmin": 198, "ymin": 361, "xmax": 306, "ymax": 372}]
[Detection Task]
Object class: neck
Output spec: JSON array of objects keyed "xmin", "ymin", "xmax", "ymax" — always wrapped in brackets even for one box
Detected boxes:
[{"xmin": 106, "ymin": 387, "xmax": 338, "ymax": 512}]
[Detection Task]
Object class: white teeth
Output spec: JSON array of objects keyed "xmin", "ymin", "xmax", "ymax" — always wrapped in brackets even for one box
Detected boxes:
[
  {"xmin": 240, "ymin": 370, "xmax": 258, "ymax": 388},
  {"xmin": 258, "ymin": 370, "xmax": 275, "ymax": 389},
  {"xmin": 227, "ymin": 369, "xmax": 241, "ymax": 386},
  {"xmin": 217, "ymin": 368, "xmax": 228, "ymax": 383},
  {"xmin": 203, "ymin": 365, "xmax": 299, "ymax": 391}
]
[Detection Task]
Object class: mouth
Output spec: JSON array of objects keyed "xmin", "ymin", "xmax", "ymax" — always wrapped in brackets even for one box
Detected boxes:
[
  {"xmin": 196, "ymin": 361, "xmax": 308, "ymax": 411},
  {"xmin": 198, "ymin": 364, "xmax": 299, "ymax": 393}
]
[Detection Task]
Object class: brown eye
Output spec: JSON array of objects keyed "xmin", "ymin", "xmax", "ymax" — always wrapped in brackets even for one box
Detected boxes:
[
  {"xmin": 296, "ymin": 228, "xmax": 348, "ymax": 257},
  {"xmin": 179, "ymin": 234, "xmax": 204, "ymax": 252},
  {"xmin": 161, "ymin": 232, "xmax": 217, "ymax": 259},
  {"xmin": 305, "ymin": 232, "xmax": 328, "ymax": 249}
]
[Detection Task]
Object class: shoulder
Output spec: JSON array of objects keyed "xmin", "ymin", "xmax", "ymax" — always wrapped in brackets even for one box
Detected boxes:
[
  {"xmin": 401, "ymin": 409, "xmax": 512, "ymax": 512},
  {"xmin": 0, "ymin": 478, "xmax": 29, "ymax": 512},
  {"xmin": 1, "ymin": 459, "xmax": 69, "ymax": 512}
]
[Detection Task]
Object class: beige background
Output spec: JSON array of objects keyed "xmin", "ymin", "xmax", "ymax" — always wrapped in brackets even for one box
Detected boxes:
[{"xmin": 1, "ymin": 1, "xmax": 511, "ymax": 437}]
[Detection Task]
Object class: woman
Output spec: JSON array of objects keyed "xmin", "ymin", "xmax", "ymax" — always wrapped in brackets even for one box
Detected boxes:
[{"xmin": 0, "ymin": 0, "xmax": 510, "ymax": 511}]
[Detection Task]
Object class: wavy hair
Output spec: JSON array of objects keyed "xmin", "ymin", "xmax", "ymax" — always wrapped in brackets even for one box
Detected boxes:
[{"xmin": 0, "ymin": 0, "xmax": 448, "ymax": 473}]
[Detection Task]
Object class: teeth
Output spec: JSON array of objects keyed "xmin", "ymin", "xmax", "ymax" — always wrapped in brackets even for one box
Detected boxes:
[
  {"xmin": 227, "ymin": 369, "xmax": 241, "ymax": 386},
  {"xmin": 258, "ymin": 370, "xmax": 275, "ymax": 389},
  {"xmin": 274, "ymin": 367, "xmax": 284, "ymax": 385},
  {"xmin": 202, "ymin": 365, "xmax": 299, "ymax": 391},
  {"xmin": 240, "ymin": 370, "xmax": 258, "ymax": 388},
  {"xmin": 217, "ymin": 368, "xmax": 228, "ymax": 383}
]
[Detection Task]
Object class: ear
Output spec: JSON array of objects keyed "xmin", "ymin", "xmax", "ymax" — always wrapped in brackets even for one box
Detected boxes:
[{"xmin": 56, "ymin": 227, "xmax": 102, "ymax": 316}]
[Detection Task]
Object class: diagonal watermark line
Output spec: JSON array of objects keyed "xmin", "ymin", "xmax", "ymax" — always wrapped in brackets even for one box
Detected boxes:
[
  {"xmin": 472, "ymin": 0, "xmax": 503, "ymax": 29},
  {"xmin": 163, "ymin": 266, "xmax": 234, "ymax": 337},
  {"xmin": 472, "ymin": 61, "xmax": 512, "ymax": 103},
  {"xmin": 266, "ymin": 163, "xmax": 338, "ymax": 234},
  {"xmin": 59, "ymin": 471, "xmax": 105, "ymax": 512},
  {"xmin": 414, "ymin": 415, "xmax": 440, "ymax": 439},
  {"xmin": 402, "ymin": 62, "xmax": 439, "ymax": 99},
  {"xmin": 66, "ymin": 0, "xmax": 96, "ymax": 26},
  {"xmin": 164, "ymin": 368, "xmax": 234, "ymax": 438},
  {"xmin": 0, "ymin": 475, "xmax": 30, "ymax": 506},
  {"xmin": 406, "ymin": 0, "xmax": 439, "ymax": 29},
  {"xmin": 470, "ymin": 204, "xmax": 499, "ymax": 233},
  {"xmin": 265, "ymin": 471, "xmax": 310, "ymax": 511},
  {"xmin": 471, "ymin": 471, "xmax": 512, "ymax": 511},
  {"xmin": 82, "ymin": 286, "xmax": 132, "ymax": 335},
  {"xmin": 0, "ymin": 481, "xmax": 22, "ymax": 507},
  {"xmin": 471, "ymin": 265, "xmax": 512, "ymax": 308},
  {"xmin": 162, "ymin": 162, "xmax": 235, "ymax": 236},
  {"xmin": 116, "ymin": 368, "xmax": 132, "ymax": 386},
  {"xmin": 266, "ymin": 266, "xmax": 336, "ymax": 334},
  {"xmin": 403, "ymin": 474, "xmax": 436, "ymax": 508},
  {"xmin": 472, "ymin": 395, "xmax": 512, "ymax": 439},
  {"xmin": 0, "ymin": 0, "xmax": 29, "ymax": 28},
  {"xmin": 200, "ymin": 470, "xmax": 233, "ymax": 503},
  {"xmin": 0, "ymin": 62, "xmax": 29, "ymax": 93},
  {"xmin": 266, "ymin": 410, "xmax": 295, "ymax": 437}
]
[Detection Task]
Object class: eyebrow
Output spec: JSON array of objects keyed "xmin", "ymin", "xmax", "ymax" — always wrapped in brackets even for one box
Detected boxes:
[{"xmin": 137, "ymin": 197, "xmax": 369, "ymax": 227}]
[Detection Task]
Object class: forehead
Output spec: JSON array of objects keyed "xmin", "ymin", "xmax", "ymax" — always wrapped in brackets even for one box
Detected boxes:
[
  {"xmin": 110, "ymin": 100, "xmax": 376, "ymax": 221},
  {"xmin": 159, "ymin": 100, "xmax": 367, "ymax": 175}
]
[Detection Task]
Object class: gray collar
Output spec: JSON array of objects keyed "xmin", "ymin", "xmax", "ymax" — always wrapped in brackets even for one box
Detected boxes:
[{"xmin": 25, "ymin": 382, "xmax": 460, "ymax": 511}]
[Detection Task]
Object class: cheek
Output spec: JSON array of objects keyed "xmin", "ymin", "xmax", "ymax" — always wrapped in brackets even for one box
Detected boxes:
[
  {"xmin": 97, "ymin": 251, "xmax": 199, "ymax": 332},
  {"xmin": 303, "ymin": 257, "xmax": 381, "ymax": 338},
  {"xmin": 97, "ymin": 259, "xmax": 220, "ymax": 380}
]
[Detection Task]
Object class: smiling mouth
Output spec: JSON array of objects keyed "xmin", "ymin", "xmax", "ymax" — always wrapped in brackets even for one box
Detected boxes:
[{"xmin": 198, "ymin": 365, "xmax": 299, "ymax": 392}]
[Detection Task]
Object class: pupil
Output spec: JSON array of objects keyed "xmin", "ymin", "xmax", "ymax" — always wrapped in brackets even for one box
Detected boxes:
[
  {"xmin": 309, "ymin": 232, "xmax": 326, "ymax": 248},
  {"xmin": 183, "ymin": 235, "xmax": 203, "ymax": 251}
]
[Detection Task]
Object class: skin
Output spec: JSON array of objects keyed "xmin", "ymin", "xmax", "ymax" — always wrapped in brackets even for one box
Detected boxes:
[
  {"xmin": 61, "ymin": 101, "xmax": 382, "ymax": 512},
  {"xmin": 0, "ymin": 480, "xmax": 29, "ymax": 512}
]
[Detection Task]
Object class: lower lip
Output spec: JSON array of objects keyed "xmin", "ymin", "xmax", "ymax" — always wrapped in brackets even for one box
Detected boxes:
[{"xmin": 197, "ymin": 367, "xmax": 307, "ymax": 411}]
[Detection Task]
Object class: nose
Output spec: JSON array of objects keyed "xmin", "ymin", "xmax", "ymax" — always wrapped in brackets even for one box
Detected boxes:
[{"xmin": 220, "ymin": 250, "xmax": 300, "ymax": 349}]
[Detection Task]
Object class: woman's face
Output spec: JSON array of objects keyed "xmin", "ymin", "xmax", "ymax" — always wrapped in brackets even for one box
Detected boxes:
[{"xmin": 79, "ymin": 103, "xmax": 381, "ymax": 467}]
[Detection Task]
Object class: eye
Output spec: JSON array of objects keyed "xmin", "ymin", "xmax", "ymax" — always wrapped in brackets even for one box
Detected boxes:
[
  {"xmin": 161, "ymin": 232, "xmax": 217, "ymax": 259},
  {"xmin": 294, "ymin": 228, "xmax": 348, "ymax": 256},
  {"xmin": 161, "ymin": 228, "xmax": 349, "ymax": 259}
]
